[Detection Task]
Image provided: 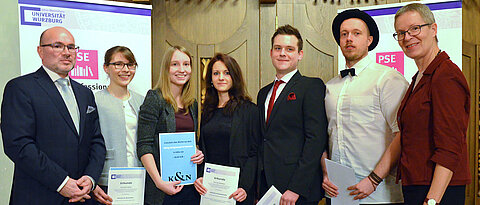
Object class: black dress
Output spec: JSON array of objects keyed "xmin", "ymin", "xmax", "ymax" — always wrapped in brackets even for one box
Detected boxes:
[{"xmin": 201, "ymin": 108, "xmax": 232, "ymax": 166}]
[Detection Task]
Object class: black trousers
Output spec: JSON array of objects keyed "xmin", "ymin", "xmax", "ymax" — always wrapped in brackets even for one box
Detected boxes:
[
  {"xmin": 326, "ymin": 197, "xmax": 404, "ymax": 205},
  {"xmin": 162, "ymin": 185, "xmax": 200, "ymax": 205},
  {"xmin": 402, "ymin": 185, "xmax": 465, "ymax": 205}
]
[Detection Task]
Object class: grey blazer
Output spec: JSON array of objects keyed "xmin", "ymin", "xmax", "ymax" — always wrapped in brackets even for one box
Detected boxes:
[
  {"xmin": 137, "ymin": 89, "xmax": 198, "ymax": 205},
  {"xmin": 94, "ymin": 89, "xmax": 145, "ymax": 186}
]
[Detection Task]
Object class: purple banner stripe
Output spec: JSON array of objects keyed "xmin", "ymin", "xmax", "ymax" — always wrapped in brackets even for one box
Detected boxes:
[
  {"xmin": 18, "ymin": 0, "xmax": 151, "ymax": 16},
  {"xmin": 365, "ymin": 0, "xmax": 461, "ymax": 17}
]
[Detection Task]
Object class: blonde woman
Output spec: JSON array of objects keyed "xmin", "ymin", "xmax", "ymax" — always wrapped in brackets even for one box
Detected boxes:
[{"xmin": 137, "ymin": 46, "xmax": 203, "ymax": 205}]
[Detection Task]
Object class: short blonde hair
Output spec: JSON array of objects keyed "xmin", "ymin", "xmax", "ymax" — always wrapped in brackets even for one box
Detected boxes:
[
  {"xmin": 153, "ymin": 46, "xmax": 195, "ymax": 113},
  {"xmin": 395, "ymin": 3, "xmax": 438, "ymax": 42}
]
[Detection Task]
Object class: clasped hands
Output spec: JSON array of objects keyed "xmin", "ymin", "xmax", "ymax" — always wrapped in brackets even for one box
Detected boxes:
[{"xmin": 59, "ymin": 176, "xmax": 94, "ymax": 203}]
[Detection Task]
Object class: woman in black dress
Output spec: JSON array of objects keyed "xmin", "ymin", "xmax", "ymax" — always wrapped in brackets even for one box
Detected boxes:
[{"xmin": 194, "ymin": 53, "xmax": 259, "ymax": 204}]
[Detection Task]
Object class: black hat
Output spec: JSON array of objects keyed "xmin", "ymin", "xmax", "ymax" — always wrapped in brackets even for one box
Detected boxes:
[{"xmin": 332, "ymin": 9, "xmax": 379, "ymax": 51}]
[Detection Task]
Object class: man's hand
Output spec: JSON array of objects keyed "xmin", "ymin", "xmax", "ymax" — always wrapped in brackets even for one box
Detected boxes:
[
  {"xmin": 76, "ymin": 175, "xmax": 93, "ymax": 194},
  {"xmin": 194, "ymin": 177, "xmax": 207, "ymax": 195},
  {"xmin": 322, "ymin": 175, "xmax": 339, "ymax": 197},
  {"xmin": 229, "ymin": 188, "xmax": 247, "ymax": 202},
  {"xmin": 347, "ymin": 177, "xmax": 375, "ymax": 200},
  {"xmin": 191, "ymin": 149, "xmax": 204, "ymax": 164},
  {"xmin": 59, "ymin": 178, "xmax": 82, "ymax": 198},
  {"xmin": 59, "ymin": 178, "xmax": 91, "ymax": 203},
  {"xmin": 92, "ymin": 185, "xmax": 113, "ymax": 205},
  {"xmin": 280, "ymin": 190, "xmax": 299, "ymax": 205}
]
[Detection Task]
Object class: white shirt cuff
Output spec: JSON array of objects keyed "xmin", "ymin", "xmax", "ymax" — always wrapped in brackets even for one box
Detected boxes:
[
  {"xmin": 86, "ymin": 175, "xmax": 96, "ymax": 191},
  {"xmin": 57, "ymin": 176, "xmax": 70, "ymax": 192}
]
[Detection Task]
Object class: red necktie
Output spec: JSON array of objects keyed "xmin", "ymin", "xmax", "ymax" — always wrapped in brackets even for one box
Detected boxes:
[{"xmin": 266, "ymin": 80, "xmax": 284, "ymax": 124}]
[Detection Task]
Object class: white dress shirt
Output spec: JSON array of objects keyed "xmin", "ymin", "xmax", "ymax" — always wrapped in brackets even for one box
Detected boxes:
[
  {"xmin": 325, "ymin": 56, "xmax": 408, "ymax": 203},
  {"xmin": 123, "ymin": 97, "xmax": 138, "ymax": 167},
  {"xmin": 264, "ymin": 69, "xmax": 298, "ymax": 120}
]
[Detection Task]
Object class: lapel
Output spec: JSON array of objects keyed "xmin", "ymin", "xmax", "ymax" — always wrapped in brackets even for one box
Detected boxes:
[
  {"xmin": 258, "ymin": 83, "xmax": 272, "ymax": 130},
  {"xmin": 266, "ymin": 71, "xmax": 301, "ymax": 129},
  {"xmin": 71, "ymin": 80, "xmax": 86, "ymax": 141},
  {"xmin": 164, "ymin": 104, "xmax": 176, "ymax": 133},
  {"xmin": 397, "ymin": 51, "xmax": 447, "ymax": 129},
  {"xmin": 33, "ymin": 67, "xmax": 79, "ymax": 138}
]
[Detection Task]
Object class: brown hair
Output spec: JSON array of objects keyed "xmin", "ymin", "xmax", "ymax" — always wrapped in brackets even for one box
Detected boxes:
[
  {"xmin": 202, "ymin": 53, "xmax": 251, "ymax": 123},
  {"xmin": 103, "ymin": 46, "xmax": 137, "ymax": 65},
  {"xmin": 271, "ymin": 24, "xmax": 303, "ymax": 51}
]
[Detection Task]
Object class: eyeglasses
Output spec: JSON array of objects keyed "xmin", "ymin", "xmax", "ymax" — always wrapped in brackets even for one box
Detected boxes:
[
  {"xmin": 393, "ymin": 23, "xmax": 432, "ymax": 41},
  {"xmin": 106, "ymin": 62, "xmax": 138, "ymax": 71},
  {"xmin": 40, "ymin": 42, "xmax": 79, "ymax": 53}
]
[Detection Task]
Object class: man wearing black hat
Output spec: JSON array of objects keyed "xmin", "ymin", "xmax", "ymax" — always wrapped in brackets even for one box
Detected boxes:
[{"xmin": 320, "ymin": 9, "xmax": 408, "ymax": 204}]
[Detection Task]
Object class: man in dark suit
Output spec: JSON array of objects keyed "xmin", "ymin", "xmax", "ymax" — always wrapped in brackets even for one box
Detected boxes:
[
  {"xmin": 257, "ymin": 24, "xmax": 328, "ymax": 205},
  {"xmin": 1, "ymin": 26, "xmax": 106, "ymax": 204}
]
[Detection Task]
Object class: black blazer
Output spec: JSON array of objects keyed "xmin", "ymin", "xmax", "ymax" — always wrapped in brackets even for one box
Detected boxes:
[
  {"xmin": 1, "ymin": 68, "xmax": 106, "ymax": 205},
  {"xmin": 198, "ymin": 101, "xmax": 260, "ymax": 204},
  {"xmin": 137, "ymin": 89, "xmax": 198, "ymax": 205},
  {"xmin": 257, "ymin": 71, "xmax": 328, "ymax": 202}
]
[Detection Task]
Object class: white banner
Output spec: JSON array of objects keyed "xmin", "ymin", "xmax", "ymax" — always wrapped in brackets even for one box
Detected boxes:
[
  {"xmin": 337, "ymin": 0, "xmax": 462, "ymax": 83},
  {"xmin": 18, "ymin": 0, "xmax": 152, "ymax": 94}
]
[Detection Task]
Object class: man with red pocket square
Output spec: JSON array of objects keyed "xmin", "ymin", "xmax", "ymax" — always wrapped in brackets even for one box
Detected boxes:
[
  {"xmin": 257, "ymin": 24, "xmax": 328, "ymax": 205},
  {"xmin": 321, "ymin": 9, "xmax": 408, "ymax": 205}
]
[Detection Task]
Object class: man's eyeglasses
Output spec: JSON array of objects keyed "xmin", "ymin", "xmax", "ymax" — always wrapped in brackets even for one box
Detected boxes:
[
  {"xmin": 393, "ymin": 23, "xmax": 432, "ymax": 41},
  {"xmin": 106, "ymin": 62, "xmax": 138, "ymax": 71},
  {"xmin": 40, "ymin": 42, "xmax": 79, "ymax": 53}
]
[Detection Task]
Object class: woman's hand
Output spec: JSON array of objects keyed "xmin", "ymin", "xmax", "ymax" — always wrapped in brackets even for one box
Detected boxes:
[
  {"xmin": 191, "ymin": 149, "xmax": 204, "ymax": 164},
  {"xmin": 155, "ymin": 180, "xmax": 184, "ymax": 195},
  {"xmin": 194, "ymin": 177, "xmax": 207, "ymax": 195},
  {"xmin": 229, "ymin": 188, "xmax": 247, "ymax": 202}
]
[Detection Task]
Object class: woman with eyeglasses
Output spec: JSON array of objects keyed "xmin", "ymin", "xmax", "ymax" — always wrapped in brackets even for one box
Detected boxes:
[
  {"xmin": 137, "ymin": 45, "xmax": 204, "ymax": 205},
  {"xmin": 363, "ymin": 3, "xmax": 470, "ymax": 205},
  {"xmin": 193, "ymin": 53, "xmax": 259, "ymax": 205},
  {"xmin": 92, "ymin": 46, "xmax": 144, "ymax": 205}
]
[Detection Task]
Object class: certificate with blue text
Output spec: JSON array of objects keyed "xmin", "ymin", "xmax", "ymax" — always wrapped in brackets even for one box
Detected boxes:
[
  {"xmin": 108, "ymin": 167, "xmax": 146, "ymax": 205},
  {"xmin": 159, "ymin": 132, "xmax": 197, "ymax": 185}
]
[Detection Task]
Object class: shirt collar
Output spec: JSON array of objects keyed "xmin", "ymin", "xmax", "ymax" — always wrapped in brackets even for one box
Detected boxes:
[
  {"xmin": 275, "ymin": 69, "xmax": 297, "ymax": 83},
  {"xmin": 42, "ymin": 65, "xmax": 71, "ymax": 85},
  {"xmin": 343, "ymin": 55, "xmax": 372, "ymax": 76}
]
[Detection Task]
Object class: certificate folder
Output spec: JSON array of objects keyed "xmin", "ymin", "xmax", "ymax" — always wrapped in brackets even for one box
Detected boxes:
[{"xmin": 159, "ymin": 132, "xmax": 197, "ymax": 185}]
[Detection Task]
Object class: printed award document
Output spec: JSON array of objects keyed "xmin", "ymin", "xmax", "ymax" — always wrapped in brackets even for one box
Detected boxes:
[
  {"xmin": 257, "ymin": 185, "xmax": 281, "ymax": 205},
  {"xmin": 325, "ymin": 159, "xmax": 359, "ymax": 205},
  {"xmin": 107, "ymin": 167, "xmax": 146, "ymax": 205},
  {"xmin": 159, "ymin": 132, "xmax": 197, "ymax": 185},
  {"xmin": 200, "ymin": 163, "xmax": 240, "ymax": 205}
]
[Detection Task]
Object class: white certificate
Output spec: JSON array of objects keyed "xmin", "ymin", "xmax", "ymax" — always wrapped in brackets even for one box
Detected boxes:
[
  {"xmin": 200, "ymin": 163, "xmax": 240, "ymax": 205},
  {"xmin": 325, "ymin": 159, "xmax": 359, "ymax": 205},
  {"xmin": 107, "ymin": 167, "xmax": 146, "ymax": 205},
  {"xmin": 257, "ymin": 185, "xmax": 282, "ymax": 205}
]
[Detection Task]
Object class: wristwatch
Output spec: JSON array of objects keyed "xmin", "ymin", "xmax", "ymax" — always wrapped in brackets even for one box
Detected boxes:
[{"xmin": 424, "ymin": 198, "xmax": 439, "ymax": 205}]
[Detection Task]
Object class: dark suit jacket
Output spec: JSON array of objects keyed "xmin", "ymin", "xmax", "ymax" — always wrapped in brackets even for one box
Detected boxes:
[
  {"xmin": 137, "ymin": 89, "xmax": 198, "ymax": 205},
  {"xmin": 198, "ymin": 101, "xmax": 260, "ymax": 204},
  {"xmin": 257, "ymin": 71, "xmax": 328, "ymax": 202},
  {"xmin": 397, "ymin": 51, "xmax": 471, "ymax": 186},
  {"xmin": 1, "ymin": 67, "xmax": 106, "ymax": 205}
]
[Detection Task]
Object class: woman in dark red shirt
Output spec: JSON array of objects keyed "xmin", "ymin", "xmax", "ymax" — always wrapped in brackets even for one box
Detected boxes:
[{"xmin": 363, "ymin": 3, "xmax": 470, "ymax": 205}]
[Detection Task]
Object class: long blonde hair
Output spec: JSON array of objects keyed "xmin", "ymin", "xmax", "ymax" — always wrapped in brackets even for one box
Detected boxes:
[{"xmin": 154, "ymin": 45, "xmax": 195, "ymax": 113}]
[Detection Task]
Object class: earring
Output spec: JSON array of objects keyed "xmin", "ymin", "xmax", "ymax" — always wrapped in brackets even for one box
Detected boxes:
[{"xmin": 210, "ymin": 82, "xmax": 214, "ymax": 87}]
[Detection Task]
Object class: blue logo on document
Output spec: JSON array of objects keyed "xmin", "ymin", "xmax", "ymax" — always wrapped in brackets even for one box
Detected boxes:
[
  {"xmin": 206, "ymin": 168, "xmax": 215, "ymax": 173},
  {"xmin": 20, "ymin": 6, "xmax": 66, "ymax": 26}
]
